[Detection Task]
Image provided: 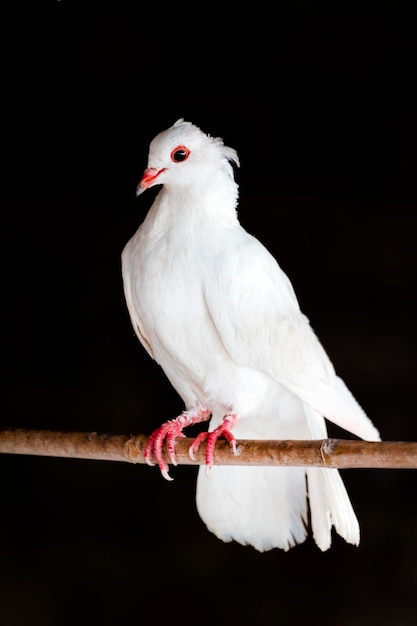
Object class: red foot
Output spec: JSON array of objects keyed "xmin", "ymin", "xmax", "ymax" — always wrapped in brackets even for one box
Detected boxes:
[
  {"xmin": 189, "ymin": 412, "xmax": 238, "ymax": 473},
  {"xmin": 145, "ymin": 406, "xmax": 211, "ymax": 480}
]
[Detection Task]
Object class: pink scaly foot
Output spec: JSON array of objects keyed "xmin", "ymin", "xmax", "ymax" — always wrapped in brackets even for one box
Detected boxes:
[
  {"xmin": 189, "ymin": 412, "xmax": 239, "ymax": 474},
  {"xmin": 145, "ymin": 406, "xmax": 211, "ymax": 481}
]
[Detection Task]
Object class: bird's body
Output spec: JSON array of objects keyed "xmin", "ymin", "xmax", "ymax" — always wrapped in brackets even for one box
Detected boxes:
[{"xmin": 122, "ymin": 119, "xmax": 380, "ymax": 551}]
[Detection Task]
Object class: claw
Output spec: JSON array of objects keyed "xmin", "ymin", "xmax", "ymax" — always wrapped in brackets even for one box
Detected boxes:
[
  {"xmin": 145, "ymin": 406, "xmax": 211, "ymax": 479},
  {"xmin": 161, "ymin": 468, "xmax": 173, "ymax": 482},
  {"xmin": 167, "ymin": 429, "xmax": 186, "ymax": 465},
  {"xmin": 189, "ymin": 431, "xmax": 209, "ymax": 461},
  {"xmin": 190, "ymin": 412, "xmax": 239, "ymax": 474}
]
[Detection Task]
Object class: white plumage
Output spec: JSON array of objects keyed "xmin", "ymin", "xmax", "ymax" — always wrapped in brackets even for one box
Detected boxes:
[{"xmin": 122, "ymin": 118, "xmax": 380, "ymax": 552}]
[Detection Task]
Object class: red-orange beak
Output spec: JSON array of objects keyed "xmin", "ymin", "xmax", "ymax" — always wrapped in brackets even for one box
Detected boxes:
[{"xmin": 136, "ymin": 167, "xmax": 166, "ymax": 196}]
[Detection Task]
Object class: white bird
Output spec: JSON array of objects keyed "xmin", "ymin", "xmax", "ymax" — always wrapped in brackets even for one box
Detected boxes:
[{"xmin": 121, "ymin": 118, "xmax": 380, "ymax": 552}]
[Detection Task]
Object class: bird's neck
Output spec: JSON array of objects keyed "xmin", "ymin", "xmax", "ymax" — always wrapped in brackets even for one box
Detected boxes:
[{"xmin": 155, "ymin": 175, "xmax": 240, "ymax": 228}]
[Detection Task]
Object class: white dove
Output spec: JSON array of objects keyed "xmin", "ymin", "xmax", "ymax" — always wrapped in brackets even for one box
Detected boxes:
[{"xmin": 121, "ymin": 118, "xmax": 380, "ymax": 552}]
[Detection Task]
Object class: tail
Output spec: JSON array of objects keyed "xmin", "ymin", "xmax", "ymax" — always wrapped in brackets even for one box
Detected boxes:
[
  {"xmin": 196, "ymin": 464, "xmax": 309, "ymax": 552},
  {"xmin": 196, "ymin": 450, "xmax": 360, "ymax": 553},
  {"xmin": 306, "ymin": 467, "xmax": 359, "ymax": 550},
  {"xmin": 294, "ymin": 375, "xmax": 380, "ymax": 550},
  {"xmin": 195, "ymin": 392, "xmax": 367, "ymax": 552},
  {"xmin": 304, "ymin": 405, "xmax": 360, "ymax": 550}
]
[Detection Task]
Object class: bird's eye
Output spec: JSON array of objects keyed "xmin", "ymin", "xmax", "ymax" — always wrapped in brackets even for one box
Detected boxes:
[{"xmin": 171, "ymin": 145, "xmax": 190, "ymax": 163}]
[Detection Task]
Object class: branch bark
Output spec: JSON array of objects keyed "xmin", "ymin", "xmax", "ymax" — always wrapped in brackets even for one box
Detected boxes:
[{"xmin": 1, "ymin": 428, "xmax": 417, "ymax": 468}]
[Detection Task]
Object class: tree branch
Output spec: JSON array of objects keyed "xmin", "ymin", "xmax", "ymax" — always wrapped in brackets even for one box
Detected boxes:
[{"xmin": 1, "ymin": 428, "xmax": 417, "ymax": 468}]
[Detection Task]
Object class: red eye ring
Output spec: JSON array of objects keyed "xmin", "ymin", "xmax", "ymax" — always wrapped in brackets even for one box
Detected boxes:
[{"xmin": 170, "ymin": 145, "xmax": 190, "ymax": 163}]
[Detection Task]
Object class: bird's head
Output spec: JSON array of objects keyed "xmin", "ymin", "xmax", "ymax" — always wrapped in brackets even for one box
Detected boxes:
[{"xmin": 136, "ymin": 119, "xmax": 239, "ymax": 197}]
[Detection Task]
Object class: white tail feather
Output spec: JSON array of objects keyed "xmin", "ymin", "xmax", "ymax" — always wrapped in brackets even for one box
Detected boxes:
[
  {"xmin": 195, "ymin": 400, "xmax": 364, "ymax": 552},
  {"xmin": 307, "ymin": 467, "xmax": 359, "ymax": 551},
  {"xmin": 196, "ymin": 464, "xmax": 308, "ymax": 552},
  {"xmin": 304, "ymin": 404, "xmax": 360, "ymax": 549}
]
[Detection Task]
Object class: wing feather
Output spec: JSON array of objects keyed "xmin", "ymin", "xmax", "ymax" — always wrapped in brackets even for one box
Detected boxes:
[
  {"xmin": 121, "ymin": 244, "xmax": 155, "ymax": 359},
  {"xmin": 204, "ymin": 233, "xmax": 380, "ymax": 441}
]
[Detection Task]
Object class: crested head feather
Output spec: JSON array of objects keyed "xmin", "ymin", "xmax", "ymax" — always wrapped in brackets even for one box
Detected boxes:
[
  {"xmin": 141, "ymin": 119, "xmax": 240, "ymax": 205},
  {"xmin": 155, "ymin": 119, "xmax": 240, "ymax": 169}
]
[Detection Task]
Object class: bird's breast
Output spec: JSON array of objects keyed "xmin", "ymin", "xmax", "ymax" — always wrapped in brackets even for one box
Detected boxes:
[{"xmin": 124, "ymin": 224, "xmax": 228, "ymax": 393}]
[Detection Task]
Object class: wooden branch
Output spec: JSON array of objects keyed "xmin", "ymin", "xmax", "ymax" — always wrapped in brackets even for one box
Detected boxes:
[{"xmin": 1, "ymin": 428, "xmax": 417, "ymax": 469}]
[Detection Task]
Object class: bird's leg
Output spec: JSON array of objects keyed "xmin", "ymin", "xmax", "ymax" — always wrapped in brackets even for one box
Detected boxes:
[
  {"xmin": 145, "ymin": 406, "xmax": 211, "ymax": 481},
  {"xmin": 189, "ymin": 411, "xmax": 238, "ymax": 474}
]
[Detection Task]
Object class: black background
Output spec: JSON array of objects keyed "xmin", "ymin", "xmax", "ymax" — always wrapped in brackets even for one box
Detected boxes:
[{"xmin": 1, "ymin": 2, "xmax": 416, "ymax": 624}]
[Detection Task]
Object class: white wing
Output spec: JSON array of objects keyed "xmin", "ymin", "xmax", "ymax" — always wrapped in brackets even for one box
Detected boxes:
[
  {"xmin": 203, "ymin": 231, "xmax": 380, "ymax": 441},
  {"xmin": 121, "ymin": 242, "xmax": 155, "ymax": 360}
]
